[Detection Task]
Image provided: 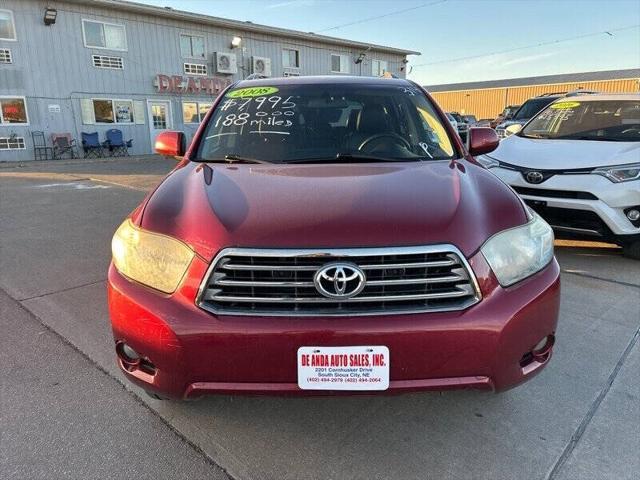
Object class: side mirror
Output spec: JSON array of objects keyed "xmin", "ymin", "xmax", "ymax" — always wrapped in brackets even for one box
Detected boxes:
[
  {"xmin": 155, "ymin": 131, "xmax": 186, "ymax": 158},
  {"xmin": 468, "ymin": 127, "xmax": 500, "ymax": 156},
  {"xmin": 505, "ymin": 124, "xmax": 522, "ymax": 136}
]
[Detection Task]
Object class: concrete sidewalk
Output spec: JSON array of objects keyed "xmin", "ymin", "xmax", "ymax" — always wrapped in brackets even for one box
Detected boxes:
[{"xmin": 0, "ymin": 290, "xmax": 230, "ymax": 480}]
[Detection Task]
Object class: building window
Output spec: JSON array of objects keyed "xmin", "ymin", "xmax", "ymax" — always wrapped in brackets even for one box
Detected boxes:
[
  {"xmin": 92, "ymin": 99, "xmax": 134, "ymax": 124},
  {"xmin": 0, "ymin": 97, "xmax": 28, "ymax": 125},
  {"xmin": 82, "ymin": 19, "xmax": 127, "ymax": 51},
  {"xmin": 0, "ymin": 48, "xmax": 11, "ymax": 64},
  {"xmin": 182, "ymin": 101, "xmax": 212, "ymax": 124},
  {"xmin": 371, "ymin": 59, "xmax": 388, "ymax": 76},
  {"xmin": 184, "ymin": 63, "xmax": 207, "ymax": 76},
  {"xmin": 180, "ymin": 34, "xmax": 205, "ymax": 59},
  {"xmin": 114, "ymin": 100, "xmax": 134, "ymax": 123},
  {"xmin": 330, "ymin": 54, "xmax": 349, "ymax": 74},
  {"xmin": 0, "ymin": 136, "xmax": 26, "ymax": 150},
  {"xmin": 92, "ymin": 54, "xmax": 123, "ymax": 69},
  {"xmin": 282, "ymin": 48, "xmax": 300, "ymax": 68},
  {"xmin": 0, "ymin": 9, "xmax": 16, "ymax": 41}
]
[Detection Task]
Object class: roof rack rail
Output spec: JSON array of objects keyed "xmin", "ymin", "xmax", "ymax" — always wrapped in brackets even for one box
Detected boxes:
[
  {"xmin": 537, "ymin": 91, "xmax": 567, "ymax": 97},
  {"xmin": 566, "ymin": 89, "xmax": 599, "ymax": 96}
]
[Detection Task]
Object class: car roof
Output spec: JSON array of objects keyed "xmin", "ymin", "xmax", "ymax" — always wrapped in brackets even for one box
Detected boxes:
[
  {"xmin": 550, "ymin": 93, "xmax": 640, "ymax": 102},
  {"xmin": 232, "ymin": 75, "xmax": 414, "ymax": 88}
]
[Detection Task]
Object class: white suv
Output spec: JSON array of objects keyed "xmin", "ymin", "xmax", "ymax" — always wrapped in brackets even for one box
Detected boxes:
[{"xmin": 479, "ymin": 94, "xmax": 640, "ymax": 259}]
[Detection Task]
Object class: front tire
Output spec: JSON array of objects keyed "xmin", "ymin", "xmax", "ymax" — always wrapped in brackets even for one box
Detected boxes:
[{"xmin": 622, "ymin": 241, "xmax": 640, "ymax": 260}]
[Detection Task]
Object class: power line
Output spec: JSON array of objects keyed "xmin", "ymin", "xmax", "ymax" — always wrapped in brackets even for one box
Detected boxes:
[
  {"xmin": 411, "ymin": 24, "xmax": 640, "ymax": 68},
  {"xmin": 313, "ymin": 0, "xmax": 448, "ymax": 33}
]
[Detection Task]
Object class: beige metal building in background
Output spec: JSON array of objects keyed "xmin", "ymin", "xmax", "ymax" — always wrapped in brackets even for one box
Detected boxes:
[{"xmin": 426, "ymin": 69, "xmax": 640, "ymax": 119}]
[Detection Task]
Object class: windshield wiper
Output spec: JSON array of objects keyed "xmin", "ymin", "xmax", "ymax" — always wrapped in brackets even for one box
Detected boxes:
[
  {"xmin": 520, "ymin": 132, "xmax": 550, "ymax": 139},
  {"xmin": 206, "ymin": 154, "xmax": 271, "ymax": 164},
  {"xmin": 285, "ymin": 153, "xmax": 423, "ymax": 164}
]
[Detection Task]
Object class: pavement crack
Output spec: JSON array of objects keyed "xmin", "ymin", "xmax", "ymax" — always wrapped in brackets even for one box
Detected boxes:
[
  {"xmin": 18, "ymin": 279, "xmax": 106, "ymax": 301},
  {"xmin": 561, "ymin": 270, "xmax": 640, "ymax": 289},
  {"xmin": 546, "ymin": 326, "xmax": 640, "ymax": 480}
]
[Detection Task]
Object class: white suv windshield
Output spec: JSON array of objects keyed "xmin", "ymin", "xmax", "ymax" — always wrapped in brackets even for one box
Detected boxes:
[
  {"xmin": 196, "ymin": 83, "xmax": 457, "ymax": 163},
  {"xmin": 521, "ymin": 99, "xmax": 640, "ymax": 142}
]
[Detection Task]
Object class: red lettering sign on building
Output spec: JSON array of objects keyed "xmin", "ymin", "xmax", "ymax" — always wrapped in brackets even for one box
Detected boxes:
[{"xmin": 154, "ymin": 74, "xmax": 231, "ymax": 95}]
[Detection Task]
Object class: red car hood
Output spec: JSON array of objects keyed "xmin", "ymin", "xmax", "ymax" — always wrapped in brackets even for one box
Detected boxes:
[{"xmin": 140, "ymin": 160, "xmax": 527, "ymax": 260}]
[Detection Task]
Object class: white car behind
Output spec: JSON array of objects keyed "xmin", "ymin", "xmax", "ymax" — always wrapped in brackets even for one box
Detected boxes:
[{"xmin": 479, "ymin": 94, "xmax": 640, "ymax": 259}]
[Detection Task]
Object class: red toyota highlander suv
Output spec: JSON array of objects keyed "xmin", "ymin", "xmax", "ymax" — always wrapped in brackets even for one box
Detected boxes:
[{"xmin": 108, "ymin": 76, "xmax": 560, "ymax": 400}]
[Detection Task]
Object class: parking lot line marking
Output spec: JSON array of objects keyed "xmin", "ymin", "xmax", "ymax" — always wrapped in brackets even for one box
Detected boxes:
[{"xmin": 546, "ymin": 327, "xmax": 640, "ymax": 480}]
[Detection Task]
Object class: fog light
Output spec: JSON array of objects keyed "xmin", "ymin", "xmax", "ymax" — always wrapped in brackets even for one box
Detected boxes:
[
  {"xmin": 532, "ymin": 334, "xmax": 555, "ymax": 360},
  {"xmin": 116, "ymin": 341, "xmax": 141, "ymax": 369},
  {"xmin": 626, "ymin": 209, "xmax": 640, "ymax": 222},
  {"xmin": 122, "ymin": 343, "xmax": 139, "ymax": 361},
  {"xmin": 533, "ymin": 336, "xmax": 548, "ymax": 351}
]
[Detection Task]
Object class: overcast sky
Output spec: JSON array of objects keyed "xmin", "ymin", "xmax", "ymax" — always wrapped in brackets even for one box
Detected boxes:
[{"xmin": 136, "ymin": 0, "xmax": 640, "ymax": 85}]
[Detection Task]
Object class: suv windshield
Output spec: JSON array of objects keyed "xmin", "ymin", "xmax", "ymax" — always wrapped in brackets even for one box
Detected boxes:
[
  {"xmin": 196, "ymin": 83, "xmax": 456, "ymax": 163},
  {"xmin": 513, "ymin": 97, "xmax": 557, "ymax": 120},
  {"xmin": 521, "ymin": 99, "xmax": 640, "ymax": 142}
]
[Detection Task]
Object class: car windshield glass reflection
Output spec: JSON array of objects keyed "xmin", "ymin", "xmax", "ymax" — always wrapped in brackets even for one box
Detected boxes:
[
  {"xmin": 521, "ymin": 100, "xmax": 640, "ymax": 142},
  {"xmin": 513, "ymin": 98, "xmax": 555, "ymax": 120},
  {"xmin": 196, "ymin": 84, "xmax": 457, "ymax": 163}
]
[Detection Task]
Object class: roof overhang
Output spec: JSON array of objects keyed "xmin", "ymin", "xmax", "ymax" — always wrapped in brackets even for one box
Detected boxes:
[{"xmin": 65, "ymin": 0, "xmax": 421, "ymax": 56}]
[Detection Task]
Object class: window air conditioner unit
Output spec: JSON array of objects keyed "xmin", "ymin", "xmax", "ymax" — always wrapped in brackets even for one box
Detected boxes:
[
  {"xmin": 283, "ymin": 68, "xmax": 300, "ymax": 77},
  {"xmin": 251, "ymin": 56, "xmax": 272, "ymax": 77},
  {"xmin": 215, "ymin": 52, "xmax": 238, "ymax": 74}
]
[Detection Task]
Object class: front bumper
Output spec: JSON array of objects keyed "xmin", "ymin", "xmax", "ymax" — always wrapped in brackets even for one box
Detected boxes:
[
  {"xmin": 107, "ymin": 253, "xmax": 560, "ymax": 399},
  {"xmin": 491, "ymin": 168, "xmax": 640, "ymax": 241}
]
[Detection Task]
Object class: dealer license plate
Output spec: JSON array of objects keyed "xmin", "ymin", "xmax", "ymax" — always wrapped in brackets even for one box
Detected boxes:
[{"xmin": 297, "ymin": 346, "xmax": 389, "ymax": 391}]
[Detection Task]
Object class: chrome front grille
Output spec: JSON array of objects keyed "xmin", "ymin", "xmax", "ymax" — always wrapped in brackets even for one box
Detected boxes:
[{"xmin": 197, "ymin": 246, "xmax": 481, "ymax": 316}]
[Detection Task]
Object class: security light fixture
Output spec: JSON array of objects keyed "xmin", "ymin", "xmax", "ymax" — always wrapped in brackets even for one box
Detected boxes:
[
  {"xmin": 231, "ymin": 36, "xmax": 242, "ymax": 48},
  {"xmin": 355, "ymin": 52, "xmax": 366, "ymax": 64},
  {"xmin": 44, "ymin": 7, "xmax": 57, "ymax": 26}
]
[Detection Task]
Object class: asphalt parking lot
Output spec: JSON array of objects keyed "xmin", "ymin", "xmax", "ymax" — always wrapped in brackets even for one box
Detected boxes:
[{"xmin": 1, "ymin": 156, "xmax": 638, "ymax": 480}]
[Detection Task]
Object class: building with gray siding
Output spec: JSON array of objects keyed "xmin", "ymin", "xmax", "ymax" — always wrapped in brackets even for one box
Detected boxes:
[{"xmin": 0, "ymin": 0, "xmax": 418, "ymax": 161}]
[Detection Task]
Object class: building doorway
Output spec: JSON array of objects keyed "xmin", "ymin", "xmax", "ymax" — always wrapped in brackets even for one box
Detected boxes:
[{"xmin": 147, "ymin": 100, "xmax": 172, "ymax": 151}]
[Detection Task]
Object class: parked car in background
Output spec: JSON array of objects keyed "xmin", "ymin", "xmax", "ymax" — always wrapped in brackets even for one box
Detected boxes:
[
  {"xmin": 463, "ymin": 115, "xmax": 479, "ymax": 126},
  {"xmin": 445, "ymin": 112, "xmax": 458, "ymax": 132},
  {"xmin": 479, "ymin": 94, "xmax": 640, "ymax": 259},
  {"xmin": 476, "ymin": 118, "xmax": 493, "ymax": 127},
  {"xmin": 108, "ymin": 76, "xmax": 560, "ymax": 400},
  {"xmin": 449, "ymin": 112, "xmax": 469, "ymax": 141},
  {"xmin": 496, "ymin": 94, "xmax": 565, "ymax": 138},
  {"xmin": 491, "ymin": 105, "xmax": 520, "ymax": 129}
]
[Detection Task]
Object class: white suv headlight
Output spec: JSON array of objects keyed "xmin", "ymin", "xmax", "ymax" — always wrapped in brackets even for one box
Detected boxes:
[
  {"xmin": 481, "ymin": 212, "xmax": 554, "ymax": 287},
  {"xmin": 592, "ymin": 163, "xmax": 640, "ymax": 183}
]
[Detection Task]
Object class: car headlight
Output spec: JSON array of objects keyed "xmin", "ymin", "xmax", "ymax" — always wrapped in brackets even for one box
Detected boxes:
[
  {"xmin": 481, "ymin": 212, "xmax": 554, "ymax": 287},
  {"xmin": 477, "ymin": 155, "xmax": 500, "ymax": 169},
  {"xmin": 592, "ymin": 163, "xmax": 640, "ymax": 183},
  {"xmin": 111, "ymin": 219, "xmax": 194, "ymax": 294}
]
